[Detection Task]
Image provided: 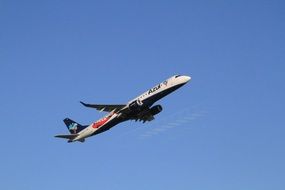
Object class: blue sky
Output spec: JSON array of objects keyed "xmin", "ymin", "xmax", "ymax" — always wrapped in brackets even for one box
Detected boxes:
[{"xmin": 0, "ymin": 0, "xmax": 284, "ymax": 189}]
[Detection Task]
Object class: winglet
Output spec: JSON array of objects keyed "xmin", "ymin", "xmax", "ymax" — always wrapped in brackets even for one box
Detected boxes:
[
  {"xmin": 80, "ymin": 101, "xmax": 96, "ymax": 109},
  {"xmin": 80, "ymin": 101, "xmax": 88, "ymax": 107}
]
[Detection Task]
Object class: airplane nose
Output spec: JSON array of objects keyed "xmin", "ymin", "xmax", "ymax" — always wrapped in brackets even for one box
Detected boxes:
[{"xmin": 184, "ymin": 76, "xmax": 191, "ymax": 83}]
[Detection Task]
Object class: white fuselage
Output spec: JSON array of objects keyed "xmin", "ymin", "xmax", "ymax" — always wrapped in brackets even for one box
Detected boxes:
[
  {"xmin": 129, "ymin": 75, "xmax": 191, "ymax": 105},
  {"xmin": 72, "ymin": 112, "xmax": 118, "ymax": 142}
]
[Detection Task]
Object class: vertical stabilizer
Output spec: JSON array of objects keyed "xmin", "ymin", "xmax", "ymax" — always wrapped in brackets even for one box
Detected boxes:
[{"xmin": 63, "ymin": 118, "xmax": 87, "ymax": 134}]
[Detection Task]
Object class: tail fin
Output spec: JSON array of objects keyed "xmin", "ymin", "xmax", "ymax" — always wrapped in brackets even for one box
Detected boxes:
[{"xmin": 63, "ymin": 118, "xmax": 88, "ymax": 134}]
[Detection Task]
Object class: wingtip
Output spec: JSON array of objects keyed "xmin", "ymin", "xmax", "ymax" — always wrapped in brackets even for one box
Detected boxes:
[{"xmin": 80, "ymin": 101, "xmax": 86, "ymax": 106}]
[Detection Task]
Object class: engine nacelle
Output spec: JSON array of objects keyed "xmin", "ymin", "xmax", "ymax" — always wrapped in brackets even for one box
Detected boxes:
[
  {"xmin": 128, "ymin": 99, "xmax": 143, "ymax": 111},
  {"xmin": 150, "ymin": 105, "xmax": 163, "ymax": 115}
]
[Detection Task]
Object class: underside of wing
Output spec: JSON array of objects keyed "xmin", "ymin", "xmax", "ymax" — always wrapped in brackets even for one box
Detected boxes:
[
  {"xmin": 131, "ymin": 114, "xmax": 155, "ymax": 123},
  {"xmin": 130, "ymin": 108, "xmax": 156, "ymax": 123},
  {"xmin": 80, "ymin": 101, "xmax": 126, "ymax": 112}
]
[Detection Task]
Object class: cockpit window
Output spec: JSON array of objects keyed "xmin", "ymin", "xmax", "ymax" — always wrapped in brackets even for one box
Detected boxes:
[{"xmin": 175, "ymin": 75, "xmax": 181, "ymax": 78}]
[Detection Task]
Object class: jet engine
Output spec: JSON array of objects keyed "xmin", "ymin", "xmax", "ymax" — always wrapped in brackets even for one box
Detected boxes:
[
  {"xmin": 128, "ymin": 99, "xmax": 143, "ymax": 111},
  {"xmin": 150, "ymin": 105, "xmax": 163, "ymax": 115}
]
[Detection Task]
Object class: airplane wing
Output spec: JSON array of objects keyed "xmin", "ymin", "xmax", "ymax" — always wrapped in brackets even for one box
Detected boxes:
[
  {"xmin": 130, "ymin": 114, "xmax": 155, "ymax": 123},
  {"xmin": 130, "ymin": 108, "xmax": 156, "ymax": 123},
  {"xmin": 80, "ymin": 101, "xmax": 126, "ymax": 112}
]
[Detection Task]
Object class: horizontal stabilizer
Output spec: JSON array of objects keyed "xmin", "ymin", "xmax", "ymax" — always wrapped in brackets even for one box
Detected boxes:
[{"xmin": 54, "ymin": 134, "xmax": 78, "ymax": 140}]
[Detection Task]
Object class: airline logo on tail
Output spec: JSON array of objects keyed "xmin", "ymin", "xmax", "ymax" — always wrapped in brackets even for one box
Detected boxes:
[{"xmin": 68, "ymin": 123, "xmax": 78, "ymax": 133}]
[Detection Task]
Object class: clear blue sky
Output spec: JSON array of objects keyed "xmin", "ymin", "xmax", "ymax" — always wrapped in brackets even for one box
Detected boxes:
[{"xmin": 0, "ymin": 0, "xmax": 284, "ymax": 189}]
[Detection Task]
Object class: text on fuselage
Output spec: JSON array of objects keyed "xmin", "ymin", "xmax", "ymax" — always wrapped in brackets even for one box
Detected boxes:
[{"xmin": 148, "ymin": 84, "xmax": 161, "ymax": 95}]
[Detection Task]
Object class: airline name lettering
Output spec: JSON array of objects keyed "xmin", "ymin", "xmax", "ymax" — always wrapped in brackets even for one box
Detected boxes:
[{"xmin": 148, "ymin": 84, "xmax": 161, "ymax": 94}]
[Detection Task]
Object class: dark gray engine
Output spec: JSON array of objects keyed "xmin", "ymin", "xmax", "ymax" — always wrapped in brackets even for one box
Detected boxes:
[
  {"xmin": 128, "ymin": 99, "xmax": 143, "ymax": 111},
  {"xmin": 150, "ymin": 105, "xmax": 163, "ymax": 115}
]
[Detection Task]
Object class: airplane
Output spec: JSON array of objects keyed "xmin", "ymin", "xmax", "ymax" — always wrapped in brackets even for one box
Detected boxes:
[{"xmin": 55, "ymin": 75, "xmax": 191, "ymax": 143}]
